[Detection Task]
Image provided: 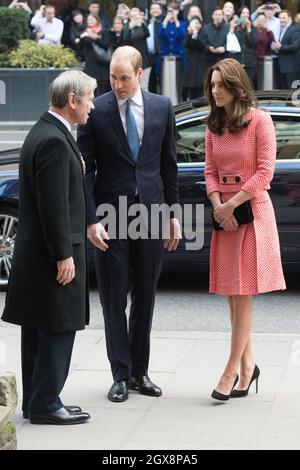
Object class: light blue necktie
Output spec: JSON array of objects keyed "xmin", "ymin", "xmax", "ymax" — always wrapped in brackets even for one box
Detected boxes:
[{"xmin": 126, "ymin": 99, "xmax": 140, "ymax": 162}]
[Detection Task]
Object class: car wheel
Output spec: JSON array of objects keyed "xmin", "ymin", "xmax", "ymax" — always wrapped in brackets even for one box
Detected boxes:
[{"xmin": 0, "ymin": 205, "xmax": 18, "ymax": 292}]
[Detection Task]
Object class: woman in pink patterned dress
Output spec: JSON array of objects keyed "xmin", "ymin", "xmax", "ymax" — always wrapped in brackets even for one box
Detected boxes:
[{"xmin": 204, "ymin": 58, "xmax": 286, "ymax": 401}]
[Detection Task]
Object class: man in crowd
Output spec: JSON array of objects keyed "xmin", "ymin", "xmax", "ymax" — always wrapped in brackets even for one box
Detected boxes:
[
  {"xmin": 31, "ymin": 4, "xmax": 64, "ymax": 46},
  {"xmin": 272, "ymin": 9, "xmax": 300, "ymax": 89}
]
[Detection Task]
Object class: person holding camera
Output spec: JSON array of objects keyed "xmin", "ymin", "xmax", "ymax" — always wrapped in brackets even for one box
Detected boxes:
[
  {"xmin": 183, "ymin": 15, "xmax": 206, "ymax": 99},
  {"xmin": 123, "ymin": 8, "xmax": 152, "ymax": 91},
  {"xmin": 157, "ymin": 2, "xmax": 187, "ymax": 83},
  {"xmin": 229, "ymin": 7, "xmax": 256, "ymax": 82},
  {"xmin": 79, "ymin": 14, "xmax": 111, "ymax": 96},
  {"xmin": 9, "ymin": 0, "xmax": 32, "ymax": 15},
  {"xmin": 251, "ymin": 3, "xmax": 281, "ymax": 41}
]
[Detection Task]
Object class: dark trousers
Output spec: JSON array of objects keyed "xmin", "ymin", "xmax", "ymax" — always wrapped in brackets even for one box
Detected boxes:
[
  {"xmin": 149, "ymin": 54, "xmax": 160, "ymax": 94},
  {"xmin": 21, "ymin": 327, "xmax": 75, "ymax": 414},
  {"xmin": 278, "ymin": 71, "xmax": 299, "ymax": 90},
  {"xmin": 185, "ymin": 87, "xmax": 203, "ymax": 100},
  {"xmin": 95, "ymin": 236, "xmax": 164, "ymax": 381}
]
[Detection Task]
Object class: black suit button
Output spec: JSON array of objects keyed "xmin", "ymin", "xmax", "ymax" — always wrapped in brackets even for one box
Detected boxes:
[
  {"xmin": 235, "ymin": 176, "xmax": 241, "ymax": 183},
  {"xmin": 223, "ymin": 177, "xmax": 227, "ymax": 183}
]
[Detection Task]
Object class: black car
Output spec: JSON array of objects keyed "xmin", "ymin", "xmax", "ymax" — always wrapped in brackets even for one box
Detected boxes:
[{"xmin": 0, "ymin": 92, "xmax": 299, "ymax": 290}]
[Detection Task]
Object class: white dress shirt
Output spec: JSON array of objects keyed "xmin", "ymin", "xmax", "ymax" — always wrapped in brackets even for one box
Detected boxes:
[
  {"xmin": 279, "ymin": 21, "xmax": 292, "ymax": 42},
  {"xmin": 117, "ymin": 87, "xmax": 144, "ymax": 145},
  {"xmin": 250, "ymin": 13, "xmax": 281, "ymax": 42},
  {"xmin": 48, "ymin": 110, "xmax": 72, "ymax": 133},
  {"xmin": 147, "ymin": 20, "xmax": 156, "ymax": 54},
  {"xmin": 31, "ymin": 15, "xmax": 64, "ymax": 45}
]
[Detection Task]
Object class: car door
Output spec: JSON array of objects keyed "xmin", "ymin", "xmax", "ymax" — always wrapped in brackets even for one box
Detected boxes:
[
  {"xmin": 269, "ymin": 112, "xmax": 300, "ymax": 267},
  {"xmin": 164, "ymin": 116, "xmax": 212, "ymax": 270}
]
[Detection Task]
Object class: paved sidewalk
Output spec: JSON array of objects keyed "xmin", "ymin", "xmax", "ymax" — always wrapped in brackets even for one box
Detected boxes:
[{"xmin": 1, "ymin": 324, "xmax": 300, "ymax": 450}]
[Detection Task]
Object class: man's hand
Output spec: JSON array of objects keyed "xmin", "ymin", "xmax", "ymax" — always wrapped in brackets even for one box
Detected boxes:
[
  {"xmin": 57, "ymin": 257, "xmax": 75, "ymax": 286},
  {"xmin": 272, "ymin": 41, "xmax": 281, "ymax": 51},
  {"xmin": 36, "ymin": 32, "xmax": 44, "ymax": 40},
  {"xmin": 164, "ymin": 218, "xmax": 182, "ymax": 252},
  {"xmin": 87, "ymin": 222, "xmax": 110, "ymax": 251}
]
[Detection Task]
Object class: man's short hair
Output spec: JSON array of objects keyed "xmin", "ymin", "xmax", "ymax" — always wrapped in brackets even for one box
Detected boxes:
[
  {"xmin": 111, "ymin": 46, "xmax": 142, "ymax": 74},
  {"xmin": 49, "ymin": 70, "xmax": 97, "ymax": 109},
  {"xmin": 212, "ymin": 6, "xmax": 223, "ymax": 14},
  {"xmin": 279, "ymin": 9, "xmax": 292, "ymax": 18}
]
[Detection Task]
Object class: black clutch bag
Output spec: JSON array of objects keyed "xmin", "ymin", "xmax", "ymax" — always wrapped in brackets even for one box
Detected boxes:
[{"xmin": 212, "ymin": 201, "xmax": 254, "ymax": 231}]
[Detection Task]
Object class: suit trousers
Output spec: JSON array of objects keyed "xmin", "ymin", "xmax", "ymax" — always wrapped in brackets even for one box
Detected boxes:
[
  {"xmin": 21, "ymin": 327, "xmax": 75, "ymax": 414},
  {"xmin": 95, "ymin": 235, "xmax": 164, "ymax": 381}
]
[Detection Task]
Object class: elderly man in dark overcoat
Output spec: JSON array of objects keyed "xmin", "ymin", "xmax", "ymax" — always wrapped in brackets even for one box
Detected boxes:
[{"xmin": 2, "ymin": 70, "xmax": 96, "ymax": 425}]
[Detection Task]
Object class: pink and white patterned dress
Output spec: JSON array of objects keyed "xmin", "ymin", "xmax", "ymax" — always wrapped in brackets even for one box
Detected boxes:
[{"xmin": 205, "ymin": 108, "xmax": 286, "ymax": 296}]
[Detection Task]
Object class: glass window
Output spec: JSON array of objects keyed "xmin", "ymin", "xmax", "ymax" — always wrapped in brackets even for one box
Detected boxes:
[
  {"xmin": 274, "ymin": 117, "xmax": 300, "ymax": 160},
  {"xmin": 176, "ymin": 120, "xmax": 206, "ymax": 164},
  {"xmin": 176, "ymin": 114, "xmax": 300, "ymax": 163}
]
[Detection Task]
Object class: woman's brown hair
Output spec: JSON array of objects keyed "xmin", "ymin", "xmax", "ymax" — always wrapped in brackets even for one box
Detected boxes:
[{"xmin": 204, "ymin": 58, "xmax": 256, "ymax": 135}]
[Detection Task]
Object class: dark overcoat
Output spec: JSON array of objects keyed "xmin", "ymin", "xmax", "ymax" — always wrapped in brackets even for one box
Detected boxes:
[{"xmin": 2, "ymin": 112, "xmax": 89, "ymax": 331}]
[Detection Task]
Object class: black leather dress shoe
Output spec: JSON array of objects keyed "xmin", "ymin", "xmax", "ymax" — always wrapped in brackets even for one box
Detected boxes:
[
  {"xmin": 107, "ymin": 380, "xmax": 128, "ymax": 402},
  {"xmin": 29, "ymin": 406, "xmax": 90, "ymax": 425},
  {"xmin": 129, "ymin": 375, "xmax": 162, "ymax": 397},
  {"xmin": 23, "ymin": 405, "xmax": 82, "ymax": 420}
]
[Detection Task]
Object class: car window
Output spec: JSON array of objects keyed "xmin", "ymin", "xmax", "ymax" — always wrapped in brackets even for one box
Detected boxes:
[
  {"xmin": 176, "ymin": 114, "xmax": 300, "ymax": 163},
  {"xmin": 176, "ymin": 120, "xmax": 206, "ymax": 163},
  {"xmin": 273, "ymin": 116, "xmax": 300, "ymax": 160}
]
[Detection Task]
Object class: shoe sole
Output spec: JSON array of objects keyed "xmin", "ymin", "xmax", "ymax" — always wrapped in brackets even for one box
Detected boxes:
[
  {"xmin": 107, "ymin": 395, "xmax": 128, "ymax": 402},
  {"xmin": 29, "ymin": 417, "xmax": 90, "ymax": 425},
  {"xmin": 129, "ymin": 387, "xmax": 162, "ymax": 397}
]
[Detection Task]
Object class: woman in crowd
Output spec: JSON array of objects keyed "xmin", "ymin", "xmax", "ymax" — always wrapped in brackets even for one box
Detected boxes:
[
  {"xmin": 253, "ymin": 13, "xmax": 274, "ymax": 89},
  {"xmin": 69, "ymin": 9, "xmax": 86, "ymax": 62},
  {"xmin": 79, "ymin": 13, "xmax": 111, "ymax": 96},
  {"xmin": 110, "ymin": 16, "xmax": 125, "ymax": 51},
  {"xmin": 183, "ymin": 15, "xmax": 206, "ymax": 99},
  {"xmin": 230, "ymin": 7, "xmax": 256, "ymax": 82}
]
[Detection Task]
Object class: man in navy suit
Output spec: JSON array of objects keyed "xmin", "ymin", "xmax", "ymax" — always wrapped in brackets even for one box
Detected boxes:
[
  {"xmin": 78, "ymin": 46, "xmax": 181, "ymax": 402},
  {"xmin": 272, "ymin": 10, "xmax": 300, "ymax": 89}
]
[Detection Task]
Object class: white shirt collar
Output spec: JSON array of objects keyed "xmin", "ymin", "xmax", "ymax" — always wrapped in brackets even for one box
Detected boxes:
[
  {"xmin": 48, "ymin": 110, "xmax": 72, "ymax": 132},
  {"xmin": 117, "ymin": 86, "xmax": 143, "ymax": 108}
]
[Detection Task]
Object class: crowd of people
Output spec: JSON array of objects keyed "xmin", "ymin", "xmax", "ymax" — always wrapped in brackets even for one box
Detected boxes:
[{"xmin": 7, "ymin": 1, "xmax": 300, "ymax": 97}]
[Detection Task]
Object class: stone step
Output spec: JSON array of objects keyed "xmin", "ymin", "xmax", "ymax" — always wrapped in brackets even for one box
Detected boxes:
[
  {"xmin": 0, "ymin": 407, "xmax": 17, "ymax": 450},
  {"xmin": 0, "ymin": 405, "xmax": 10, "ymax": 428}
]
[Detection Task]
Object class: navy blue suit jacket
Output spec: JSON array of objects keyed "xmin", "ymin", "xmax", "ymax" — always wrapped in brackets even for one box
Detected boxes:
[
  {"xmin": 278, "ymin": 24, "xmax": 300, "ymax": 74},
  {"xmin": 77, "ymin": 90, "xmax": 178, "ymax": 225}
]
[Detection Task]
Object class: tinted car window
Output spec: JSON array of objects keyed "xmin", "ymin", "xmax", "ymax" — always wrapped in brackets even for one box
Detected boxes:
[
  {"xmin": 273, "ymin": 116, "xmax": 300, "ymax": 160},
  {"xmin": 176, "ymin": 120, "xmax": 206, "ymax": 163},
  {"xmin": 176, "ymin": 113, "xmax": 300, "ymax": 164}
]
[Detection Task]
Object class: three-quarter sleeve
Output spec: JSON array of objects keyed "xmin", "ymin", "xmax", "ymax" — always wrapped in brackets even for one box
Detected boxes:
[
  {"xmin": 204, "ymin": 127, "xmax": 220, "ymax": 196},
  {"xmin": 241, "ymin": 111, "xmax": 276, "ymax": 197}
]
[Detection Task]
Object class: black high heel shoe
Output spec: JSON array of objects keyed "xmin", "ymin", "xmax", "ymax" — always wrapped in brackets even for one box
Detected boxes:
[
  {"xmin": 211, "ymin": 374, "xmax": 239, "ymax": 402},
  {"xmin": 230, "ymin": 364, "xmax": 260, "ymax": 398}
]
